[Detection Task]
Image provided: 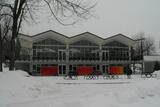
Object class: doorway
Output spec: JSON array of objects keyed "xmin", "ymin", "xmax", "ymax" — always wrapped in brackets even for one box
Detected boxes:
[
  {"xmin": 102, "ymin": 65, "xmax": 109, "ymax": 74},
  {"xmin": 58, "ymin": 64, "xmax": 66, "ymax": 75}
]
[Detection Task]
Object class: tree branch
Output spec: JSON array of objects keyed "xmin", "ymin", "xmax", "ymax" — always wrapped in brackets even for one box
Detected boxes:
[
  {"xmin": 16, "ymin": 0, "xmax": 26, "ymax": 17},
  {"xmin": 0, "ymin": 13, "xmax": 13, "ymax": 20},
  {"xmin": 44, "ymin": 0, "xmax": 77, "ymax": 26},
  {"xmin": 0, "ymin": 3, "xmax": 13, "ymax": 11}
]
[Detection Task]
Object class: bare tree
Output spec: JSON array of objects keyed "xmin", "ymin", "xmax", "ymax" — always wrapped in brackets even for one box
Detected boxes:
[
  {"xmin": 133, "ymin": 32, "xmax": 155, "ymax": 59},
  {"xmin": 0, "ymin": 25, "xmax": 2, "ymax": 72},
  {"xmin": 0, "ymin": 6, "xmax": 12, "ymax": 71},
  {"xmin": 0, "ymin": 0, "xmax": 95, "ymax": 70},
  {"xmin": 143, "ymin": 37, "xmax": 155, "ymax": 55}
]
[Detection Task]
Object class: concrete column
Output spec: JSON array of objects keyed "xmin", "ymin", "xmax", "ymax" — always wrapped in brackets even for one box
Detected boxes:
[
  {"xmin": 99, "ymin": 44, "xmax": 102, "ymax": 72},
  {"xmin": 133, "ymin": 63, "xmax": 136, "ymax": 74},
  {"xmin": 66, "ymin": 44, "xmax": 69, "ymax": 62},
  {"xmin": 142, "ymin": 61, "xmax": 144, "ymax": 74},
  {"xmin": 99, "ymin": 44, "xmax": 102, "ymax": 62},
  {"xmin": 66, "ymin": 44, "xmax": 69, "ymax": 75},
  {"xmin": 129, "ymin": 46, "xmax": 131, "ymax": 61},
  {"xmin": 29, "ymin": 48, "xmax": 33, "ymax": 74},
  {"xmin": 128, "ymin": 46, "xmax": 132, "ymax": 71}
]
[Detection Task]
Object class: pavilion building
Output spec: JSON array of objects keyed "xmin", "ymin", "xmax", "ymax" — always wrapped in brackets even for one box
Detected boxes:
[{"xmin": 16, "ymin": 30, "xmax": 143, "ymax": 76}]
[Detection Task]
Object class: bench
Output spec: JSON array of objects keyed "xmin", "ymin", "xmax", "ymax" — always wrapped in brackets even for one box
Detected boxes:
[
  {"xmin": 103, "ymin": 74, "xmax": 119, "ymax": 79},
  {"xmin": 141, "ymin": 72, "xmax": 157, "ymax": 78},
  {"xmin": 84, "ymin": 75, "xmax": 99, "ymax": 80}
]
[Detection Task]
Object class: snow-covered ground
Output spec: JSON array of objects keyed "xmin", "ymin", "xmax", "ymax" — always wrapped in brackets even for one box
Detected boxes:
[{"xmin": 0, "ymin": 68, "xmax": 160, "ymax": 107}]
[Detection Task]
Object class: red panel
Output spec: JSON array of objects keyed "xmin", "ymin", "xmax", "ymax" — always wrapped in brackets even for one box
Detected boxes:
[
  {"xmin": 109, "ymin": 66, "xmax": 124, "ymax": 75},
  {"xmin": 77, "ymin": 66, "xmax": 93, "ymax": 75},
  {"xmin": 109, "ymin": 67, "xmax": 116, "ymax": 74},
  {"xmin": 40, "ymin": 66, "xmax": 58, "ymax": 76}
]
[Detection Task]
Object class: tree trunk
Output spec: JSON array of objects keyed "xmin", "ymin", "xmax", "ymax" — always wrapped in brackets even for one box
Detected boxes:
[
  {"xmin": 0, "ymin": 63, "xmax": 2, "ymax": 72},
  {"xmin": 9, "ymin": 58, "xmax": 15, "ymax": 71},
  {"xmin": 0, "ymin": 40, "xmax": 2, "ymax": 72},
  {"xmin": 9, "ymin": 39, "xmax": 15, "ymax": 71},
  {"xmin": 9, "ymin": 37, "xmax": 16, "ymax": 71},
  {"xmin": 0, "ymin": 59, "xmax": 2, "ymax": 72},
  {"xmin": 0, "ymin": 26, "xmax": 3, "ymax": 72},
  {"xmin": 9, "ymin": 15, "xmax": 17, "ymax": 71},
  {"xmin": 9, "ymin": 28, "xmax": 16, "ymax": 71}
]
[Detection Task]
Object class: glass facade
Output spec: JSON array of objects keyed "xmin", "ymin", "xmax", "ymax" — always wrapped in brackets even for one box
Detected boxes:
[
  {"xmin": 32, "ymin": 38, "xmax": 66, "ymax": 61},
  {"xmin": 69, "ymin": 40, "xmax": 99, "ymax": 61},
  {"xmin": 18, "ymin": 35, "xmax": 133, "ymax": 75},
  {"xmin": 102, "ymin": 41, "xmax": 129, "ymax": 61}
]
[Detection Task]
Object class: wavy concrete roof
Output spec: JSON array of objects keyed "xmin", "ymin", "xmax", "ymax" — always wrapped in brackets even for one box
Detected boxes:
[{"xmin": 19, "ymin": 30, "xmax": 136, "ymax": 48}]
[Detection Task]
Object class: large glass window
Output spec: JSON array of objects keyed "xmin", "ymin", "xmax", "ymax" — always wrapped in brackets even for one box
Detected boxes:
[
  {"xmin": 32, "ymin": 38, "xmax": 66, "ymax": 60},
  {"xmin": 102, "ymin": 41, "xmax": 129, "ymax": 61},
  {"xmin": 69, "ymin": 40, "xmax": 99, "ymax": 61}
]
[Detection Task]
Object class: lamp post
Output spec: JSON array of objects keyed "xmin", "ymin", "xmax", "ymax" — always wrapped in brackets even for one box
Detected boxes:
[{"xmin": 135, "ymin": 38, "xmax": 145, "ymax": 74}]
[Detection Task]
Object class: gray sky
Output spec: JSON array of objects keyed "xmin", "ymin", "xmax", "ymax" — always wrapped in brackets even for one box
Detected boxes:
[{"xmin": 22, "ymin": 0, "xmax": 160, "ymax": 51}]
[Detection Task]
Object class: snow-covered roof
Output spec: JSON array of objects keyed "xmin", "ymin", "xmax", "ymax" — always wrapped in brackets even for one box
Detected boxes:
[{"xmin": 144, "ymin": 56, "xmax": 160, "ymax": 61}]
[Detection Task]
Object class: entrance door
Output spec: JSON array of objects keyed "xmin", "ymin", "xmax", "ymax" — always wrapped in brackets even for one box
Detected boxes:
[
  {"xmin": 102, "ymin": 65, "xmax": 109, "ymax": 74},
  {"xmin": 58, "ymin": 64, "xmax": 66, "ymax": 75},
  {"xmin": 102, "ymin": 51, "xmax": 109, "ymax": 61},
  {"xmin": 58, "ymin": 50, "xmax": 66, "ymax": 61}
]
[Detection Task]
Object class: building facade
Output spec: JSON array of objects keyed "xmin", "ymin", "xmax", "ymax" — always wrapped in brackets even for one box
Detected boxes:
[{"xmin": 16, "ymin": 30, "xmax": 140, "ymax": 76}]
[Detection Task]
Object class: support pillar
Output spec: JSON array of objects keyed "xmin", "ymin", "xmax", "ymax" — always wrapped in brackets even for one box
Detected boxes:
[
  {"xmin": 29, "ymin": 48, "xmax": 33, "ymax": 74},
  {"xmin": 142, "ymin": 61, "xmax": 144, "ymax": 74},
  {"xmin": 99, "ymin": 44, "xmax": 102, "ymax": 73},
  {"xmin": 66, "ymin": 44, "xmax": 69, "ymax": 75},
  {"xmin": 128, "ymin": 46, "xmax": 131, "ymax": 61},
  {"xmin": 128, "ymin": 46, "xmax": 132, "ymax": 70}
]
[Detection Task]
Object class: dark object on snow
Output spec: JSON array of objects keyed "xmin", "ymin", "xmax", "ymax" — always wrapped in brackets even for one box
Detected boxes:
[
  {"xmin": 64, "ymin": 71, "xmax": 78, "ymax": 80},
  {"xmin": 127, "ymin": 68, "xmax": 132, "ymax": 75},
  {"xmin": 84, "ymin": 71, "xmax": 101, "ymax": 80},
  {"xmin": 141, "ymin": 72, "xmax": 157, "ymax": 78},
  {"xmin": 126, "ymin": 68, "xmax": 132, "ymax": 79}
]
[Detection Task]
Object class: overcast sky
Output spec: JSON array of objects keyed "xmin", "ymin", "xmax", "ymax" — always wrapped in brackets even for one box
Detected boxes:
[{"xmin": 21, "ymin": 0, "xmax": 160, "ymax": 50}]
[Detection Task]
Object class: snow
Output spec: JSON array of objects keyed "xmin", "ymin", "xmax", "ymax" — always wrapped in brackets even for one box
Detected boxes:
[
  {"xmin": 144, "ymin": 56, "xmax": 160, "ymax": 61},
  {"xmin": 1, "ymin": 69, "xmax": 160, "ymax": 107}
]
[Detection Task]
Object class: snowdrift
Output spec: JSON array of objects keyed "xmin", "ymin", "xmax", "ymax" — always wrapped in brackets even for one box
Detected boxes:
[{"xmin": 0, "ymin": 70, "xmax": 160, "ymax": 107}]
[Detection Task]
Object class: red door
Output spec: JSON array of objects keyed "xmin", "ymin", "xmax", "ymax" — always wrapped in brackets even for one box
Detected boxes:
[
  {"xmin": 77, "ymin": 66, "xmax": 93, "ymax": 75},
  {"xmin": 109, "ymin": 66, "xmax": 124, "ymax": 75},
  {"xmin": 40, "ymin": 66, "xmax": 58, "ymax": 76}
]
